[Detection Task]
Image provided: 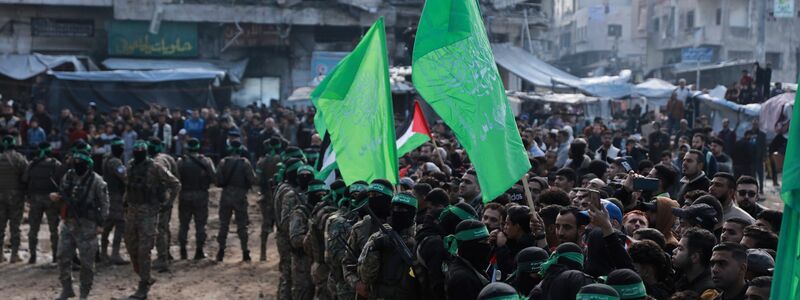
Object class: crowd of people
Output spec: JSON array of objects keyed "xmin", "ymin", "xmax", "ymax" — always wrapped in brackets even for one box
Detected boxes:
[{"xmin": 0, "ymin": 79, "xmax": 787, "ymax": 300}]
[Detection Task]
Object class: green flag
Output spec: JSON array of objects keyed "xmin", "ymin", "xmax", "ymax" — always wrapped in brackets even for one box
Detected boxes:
[
  {"xmin": 412, "ymin": 0, "xmax": 530, "ymax": 202},
  {"xmin": 771, "ymin": 90, "xmax": 800, "ymax": 300},
  {"xmin": 311, "ymin": 18, "xmax": 398, "ymax": 185}
]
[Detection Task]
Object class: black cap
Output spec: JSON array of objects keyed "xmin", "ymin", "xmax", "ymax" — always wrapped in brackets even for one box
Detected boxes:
[{"xmin": 671, "ymin": 203, "xmax": 718, "ymax": 227}]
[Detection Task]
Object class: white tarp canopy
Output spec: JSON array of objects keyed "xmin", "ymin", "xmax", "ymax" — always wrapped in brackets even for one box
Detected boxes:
[
  {"xmin": 695, "ymin": 88, "xmax": 761, "ymax": 136},
  {"xmin": 491, "ymin": 43, "xmax": 633, "ymax": 98},
  {"xmin": 0, "ymin": 53, "xmax": 86, "ymax": 80},
  {"xmin": 102, "ymin": 58, "xmax": 248, "ymax": 84},
  {"xmin": 759, "ymin": 92, "xmax": 795, "ymax": 135}
]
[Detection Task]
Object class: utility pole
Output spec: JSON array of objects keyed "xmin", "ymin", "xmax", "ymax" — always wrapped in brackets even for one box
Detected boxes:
[{"xmin": 755, "ymin": 0, "xmax": 767, "ymax": 63}]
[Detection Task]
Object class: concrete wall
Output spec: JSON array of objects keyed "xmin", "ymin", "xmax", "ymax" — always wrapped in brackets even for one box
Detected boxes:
[
  {"xmin": 0, "ymin": 0, "xmax": 111, "ymax": 6},
  {"xmin": 0, "ymin": 4, "xmax": 113, "ymax": 55}
]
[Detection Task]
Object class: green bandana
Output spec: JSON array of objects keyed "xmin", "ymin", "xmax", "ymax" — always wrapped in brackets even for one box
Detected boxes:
[
  {"xmin": 538, "ymin": 251, "xmax": 585, "ymax": 276},
  {"xmin": 349, "ymin": 183, "xmax": 368, "ymax": 193},
  {"xmin": 285, "ymin": 161, "xmax": 303, "ymax": 174},
  {"xmin": 368, "ymin": 183, "xmax": 393, "ymax": 197},
  {"xmin": 283, "ymin": 149, "xmax": 305, "ymax": 160},
  {"xmin": 297, "ymin": 165, "xmax": 316, "ymax": 176},
  {"xmin": 486, "ymin": 295, "xmax": 522, "ymax": 300},
  {"xmin": 444, "ymin": 225, "xmax": 490, "ymax": 255},
  {"xmin": 110, "ymin": 139, "xmax": 125, "ymax": 146},
  {"xmin": 133, "ymin": 140, "xmax": 148, "ymax": 150},
  {"xmin": 438, "ymin": 205, "xmax": 478, "ymax": 222},
  {"xmin": 308, "ymin": 183, "xmax": 329, "ymax": 194},
  {"xmin": 517, "ymin": 260, "xmax": 545, "ymax": 274},
  {"xmin": 609, "ymin": 282, "xmax": 647, "ymax": 299},
  {"xmin": 392, "ymin": 193, "xmax": 418, "ymax": 209},
  {"xmin": 73, "ymin": 152, "xmax": 94, "ymax": 167},
  {"xmin": 38, "ymin": 145, "xmax": 52, "ymax": 158},
  {"xmin": 575, "ymin": 293, "xmax": 620, "ymax": 300}
]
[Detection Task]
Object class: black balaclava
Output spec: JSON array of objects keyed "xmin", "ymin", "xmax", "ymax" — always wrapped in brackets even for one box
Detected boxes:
[
  {"xmin": 478, "ymin": 282, "xmax": 519, "ymax": 300},
  {"xmin": 296, "ymin": 167, "xmax": 314, "ymax": 191},
  {"xmin": 514, "ymin": 247, "xmax": 550, "ymax": 295},
  {"xmin": 306, "ymin": 179, "xmax": 329, "ymax": 206},
  {"xmin": 390, "ymin": 193, "xmax": 418, "ymax": 231},
  {"xmin": 132, "ymin": 140, "xmax": 148, "ymax": 163},
  {"xmin": 73, "ymin": 152, "xmax": 92, "ymax": 176},
  {"xmin": 187, "ymin": 138, "xmax": 201, "ymax": 154},
  {"xmin": 456, "ymin": 220, "xmax": 492, "ymax": 272},
  {"xmin": 147, "ymin": 137, "xmax": 162, "ymax": 157},
  {"xmin": 438, "ymin": 202, "xmax": 479, "ymax": 235},
  {"xmin": 38, "ymin": 142, "xmax": 52, "ymax": 158},
  {"xmin": 605, "ymin": 269, "xmax": 647, "ymax": 300},
  {"xmin": 283, "ymin": 158, "xmax": 302, "ymax": 186},
  {"xmin": 110, "ymin": 139, "xmax": 125, "ymax": 158},
  {"xmin": 368, "ymin": 179, "xmax": 394, "ymax": 220},
  {"xmin": 2, "ymin": 135, "xmax": 14, "ymax": 152}
]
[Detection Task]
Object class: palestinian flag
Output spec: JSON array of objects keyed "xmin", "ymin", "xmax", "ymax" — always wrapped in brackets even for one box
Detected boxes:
[{"xmin": 396, "ymin": 100, "xmax": 432, "ymax": 157}]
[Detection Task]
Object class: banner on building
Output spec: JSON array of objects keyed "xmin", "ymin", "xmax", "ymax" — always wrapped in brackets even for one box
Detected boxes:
[
  {"xmin": 775, "ymin": 0, "xmax": 795, "ymax": 18},
  {"xmin": 311, "ymin": 51, "xmax": 349, "ymax": 77},
  {"xmin": 108, "ymin": 21, "xmax": 198, "ymax": 57}
]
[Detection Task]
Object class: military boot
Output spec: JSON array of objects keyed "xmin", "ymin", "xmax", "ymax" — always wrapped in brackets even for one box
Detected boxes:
[
  {"xmin": 28, "ymin": 251, "xmax": 37, "ymax": 264},
  {"xmin": 215, "ymin": 248, "xmax": 225, "ymax": 262},
  {"xmin": 242, "ymin": 250, "xmax": 251, "ymax": 262},
  {"xmin": 109, "ymin": 244, "xmax": 129, "ymax": 265},
  {"xmin": 179, "ymin": 244, "xmax": 188, "ymax": 260},
  {"xmin": 55, "ymin": 281, "xmax": 76, "ymax": 300},
  {"xmin": 9, "ymin": 248, "xmax": 22, "ymax": 263},
  {"xmin": 0, "ymin": 245, "xmax": 5, "ymax": 263},
  {"xmin": 193, "ymin": 248, "xmax": 206, "ymax": 260},
  {"xmin": 259, "ymin": 238, "xmax": 267, "ymax": 262},
  {"xmin": 153, "ymin": 257, "xmax": 169, "ymax": 273},
  {"xmin": 127, "ymin": 279, "xmax": 153, "ymax": 300},
  {"xmin": 79, "ymin": 284, "xmax": 92, "ymax": 300},
  {"xmin": 100, "ymin": 237, "xmax": 110, "ymax": 262}
]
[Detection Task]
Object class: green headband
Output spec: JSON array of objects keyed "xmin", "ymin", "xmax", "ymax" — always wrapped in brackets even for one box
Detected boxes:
[
  {"xmin": 349, "ymin": 183, "xmax": 368, "ymax": 193},
  {"xmin": 38, "ymin": 145, "xmax": 52, "ymax": 158},
  {"xmin": 187, "ymin": 142, "xmax": 201, "ymax": 151},
  {"xmin": 575, "ymin": 293, "xmax": 620, "ymax": 300},
  {"xmin": 517, "ymin": 260, "xmax": 546, "ymax": 274},
  {"xmin": 133, "ymin": 141, "xmax": 148, "ymax": 150},
  {"xmin": 285, "ymin": 161, "xmax": 303, "ymax": 174},
  {"xmin": 306, "ymin": 152, "xmax": 319, "ymax": 160},
  {"xmin": 485, "ymin": 295, "xmax": 521, "ymax": 300},
  {"xmin": 392, "ymin": 193, "xmax": 418, "ymax": 209},
  {"xmin": 444, "ymin": 225, "xmax": 490, "ymax": 255},
  {"xmin": 73, "ymin": 153, "xmax": 94, "ymax": 166},
  {"xmin": 609, "ymin": 282, "xmax": 647, "ymax": 299},
  {"xmin": 539, "ymin": 251, "xmax": 585, "ymax": 276},
  {"xmin": 308, "ymin": 183, "xmax": 329, "ymax": 194},
  {"xmin": 110, "ymin": 140, "xmax": 125, "ymax": 146},
  {"xmin": 284, "ymin": 149, "xmax": 305, "ymax": 160},
  {"xmin": 297, "ymin": 165, "xmax": 316, "ymax": 176},
  {"xmin": 438, "ymin": 205, "xmax": 478, "ymax": 222},
  {"xmin": 368, "ymin": 183, "xmax": 393, "ymax": 197}
]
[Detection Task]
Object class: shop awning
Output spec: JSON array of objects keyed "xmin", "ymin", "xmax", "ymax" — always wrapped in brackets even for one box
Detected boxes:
[
  {"xmin": 101, "ymin": 58, "xmax": 248, "ymax": 84},
  {"xmin": 0, "ymin": 53, "xmax": 86, "ymax": 80},
  {"xmin": 51, "ymin": 69, "xmax": 225, "ymax": 83}
]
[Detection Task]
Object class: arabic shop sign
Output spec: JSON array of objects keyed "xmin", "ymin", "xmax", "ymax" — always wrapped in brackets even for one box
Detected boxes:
[{"xmin": 108, "ymin": 21, "xmax": 197, "ymax": 57}]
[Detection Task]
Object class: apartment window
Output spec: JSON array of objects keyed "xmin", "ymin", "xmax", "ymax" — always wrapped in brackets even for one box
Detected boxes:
[
  {"xmin": 654, "ymin": 18, "xmax": 660, "ymax": 32},
  {"xmin": 686, "ymin": 10, "xmax": 695, "ymax": 30},
  {"xmin": 716, "ymin": 9, "xmax": 722, "ymax": 25},
  {"xmin": 766, "ymin": 52, "xmax": 783, "ymax": 70}
]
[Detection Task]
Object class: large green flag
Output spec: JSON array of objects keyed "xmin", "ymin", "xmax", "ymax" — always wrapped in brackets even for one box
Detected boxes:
[
  {"xmin": 311, "ymin": 18, "xmax": 398, "ymax": 185},
  {"xmin": 412, "ymin": 0, "xmax": 530, "ymax": 202},
  {"xmin": 771, "ymin": 90, "xmax": 800, "ymax": 300}
]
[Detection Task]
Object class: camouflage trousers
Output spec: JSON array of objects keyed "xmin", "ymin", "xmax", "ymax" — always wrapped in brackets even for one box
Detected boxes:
[
  {"xmin": 125, "ymin": 204, "xmax": 158, "ymax": 283},
  {"xmin": 0, "ymin": 190, "xmax": 24, "ymax": 253},
  {"xmin": 328, "ymin": 272, "xmax": 356, "ymax": 300},
  {"xmin": 155, "ymin": 197, "xmax": 175, "ymax": 262},
  {"xmin": 102, "ymin": 193, "xmax": 125, "ymax": 257},
  {"xmin": 58, "ymin": 219, "xmax": 98, "ymax": 294},
  {"xmin": 276, "ymin": 229, "xmax": 293, "ymax": 300},
  {"xmin": 217, "ymin": 188, "xmax": 249, "ymax": 252},
  {"xmin": 312, "ymin": 262, "xmax": 333, "ymax": 300},
  {"xmin": 28, "ymin": 193, "xmax": 60, "ymax": 257},
  {"xmin": 258, "ymin": 193, "xmax": 275, "ymax": 250},
  {"xmin": 291, "ymin": 252, "xmax": 314, "ymax": 300},
  {"xmin": 178, "ymin": 190, "xmax": 209, "ymax": 250}
]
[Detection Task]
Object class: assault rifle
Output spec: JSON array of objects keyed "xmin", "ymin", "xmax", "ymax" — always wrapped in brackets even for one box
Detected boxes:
[{"xmin": 365, "ymin": 207, "xmax": 415, "ymax": 266}]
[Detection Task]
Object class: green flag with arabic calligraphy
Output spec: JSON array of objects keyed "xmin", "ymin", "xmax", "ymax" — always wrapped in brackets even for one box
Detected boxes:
[
  {"xmin": 412, "ymin": 0, "xmax": 530, "ymax": 202},
  {"xmin": 311, "ymin": 18, "xmax": 398, "ymax": 185}
]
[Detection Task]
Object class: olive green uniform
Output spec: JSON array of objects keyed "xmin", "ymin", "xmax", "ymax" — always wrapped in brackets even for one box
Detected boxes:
[
  {"xmin": 0, "ymin": 149, "xmax": 28, "ymax": 261},
  {"xmin": 216, "ymin": 156, "xmax": 256, "ymax": 258}
]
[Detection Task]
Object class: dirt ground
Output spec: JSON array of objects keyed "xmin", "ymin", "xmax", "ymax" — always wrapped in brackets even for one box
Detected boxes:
[{"xmin": 0, "ymin": 188, "xmax": 280, "ymax": 300}]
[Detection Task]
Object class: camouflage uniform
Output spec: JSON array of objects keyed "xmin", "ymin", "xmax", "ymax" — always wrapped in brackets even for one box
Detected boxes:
[
  {"xmin": 357, "ymin": 225, "xmax": 418, "ymax": 300},
  {"xmin": 288, "ymin": 191, "xmax": 314, "ymax": 300},
  {"xmin": 0, "ymin": 149, "xmax": 28, "ymax": 262},
  {"xmin": 304, "ymin": 200, "xmax": 338, "ymax": 300},
  {"xmin": 153, "ymin": 153, "xmax": 178, "ymax": 267},
  {"xmin": 124, "ymin": 158, "xmax": 180, "ymax": 295},
  {"xmin": 324, "ymin": 208, "xmax": 357, "ymax": 299},
  {"xmin": 176, "ymin": 152, "xmax": 215, "ymax": 259},
  {"xmin": 343, "ymin": 215, "xmax": 380, "ymax": 297},
  {"xmin": 215, "ymin": 155, "xmax": 256, "ymax": 260},
  {"xmin": 274, "ymin": 181, "xmax": 296, "ymax": 300},
  {"xmin": 22, "ymin": 155, "xmax": 63, "ymax": 263},
  {"xmin": 101, "ymin": 154, "xmax": 126, "ymax": 262},
  {"xmin": 56, "ymin": 169, "xmax": 109, "ymax": 298},
  {"xmin": 255, "ymin": 154, "xmax": 279, "ymax": 261}
]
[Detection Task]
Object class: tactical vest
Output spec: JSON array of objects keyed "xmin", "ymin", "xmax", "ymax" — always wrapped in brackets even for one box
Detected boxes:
[
  {"xmin": 64, "ymin": 171, "xmax": 101, "ymax": 222},
  {"xmin": 220, "ymin": 157, "xmax": 248, "ymax": 189},
  {"xmin": 102, "ymin": 156, "xmax": 126, "ymax": 194},
  {"xmin": 27, "ymin": 157, "xmax": 58, "ymax": 193},
  {"xmin": 304, "ymin": 202, "xmax": 337, "ymax": 263},
  {"xmin": 0, "ymin": 152, "xmax": 22, "ymax": 190},
  {"xmin": 126, "ymin": 159, "xmax": 159, "ymax": 205},
  {"xmin": 180, "ymin": 154, "xmax": 212, "ymax": 191},
  {"xmin": 375, "ymin": 232, "xmax": 419, "ymax": 299}
]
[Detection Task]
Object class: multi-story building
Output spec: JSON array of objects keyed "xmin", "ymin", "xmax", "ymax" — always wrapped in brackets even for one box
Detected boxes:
[{"xmin": 548, "ymin": 0, "xmax": 646, "ymax": 77}]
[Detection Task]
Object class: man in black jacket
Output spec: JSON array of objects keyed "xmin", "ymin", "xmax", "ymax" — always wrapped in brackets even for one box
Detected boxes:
[
  {"xmin": 443, "ymin": 219, "xmax": 491, "ymax": 300},
  {"xmin": 677, "ymin": 150, "xmax": 710, "ymax": 205}
]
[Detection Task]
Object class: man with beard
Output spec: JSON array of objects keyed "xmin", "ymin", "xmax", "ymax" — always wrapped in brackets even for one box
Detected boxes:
[
  {"xmin": 443, "ymin": 219, "xmax": 491, "ymax": 300},
  {"xmin": 677, "ymin": 150, "xmax": 710, "ymax": 205},
  {"xmin": 481, "ymin": 202, "xmax": 506, "ymax": 232},
  {"xmin": 710, "ymin": 243, "xmax": 748, "ymax": 300},
  {"xmin": 708, "ymin": 173, "xmax": 754, "ymax": 223},
  {"xmin": 100, "ymin": 138, "xmax": 128, "ymax": 264},
  {"xmin": 555, "ymin": 207, "xmax": 589, "ymax": 247},
  {"xmin": 51, "ymin": 151, "xmax": 109, "ymax": 300},
  {"xmin": 506, "ymin": 246, "xmax": 548, "ymax": 296},
  {"xmin": 459, "ymin": 169, "xmax": 482, "ymax": 213},
  {"xmin": 256, "ymin": 138, "xmax": 283, "ymax": 261},
  {"xmin": 566, "ymin": 139, "xmax": 591, "ymax": 178},
  {"xmin": 672, "ymin": 227, "xmax": 716, "ymax": 295},
  {"xmin": 733, "ymin": 176, "xmax": 763, "ymax": 219},
  {"xmin": 691, "ymin": 133, "xmax": 718, "ymax": 178},
  {"xmin": 0, "ymin": 135, "xmax": 28, "ymax": 263},
  {"xmin": 122, "ymin": 140, "xmax": 180, "ymax": 300},
  {"xmin": 344, "ymin": 179, "xmax": 394, "ymax": 299},
  {"xmin": 710, "ymin": 138, "xmax": 733, "ymax": 174},
  {"xmin": 358, "ymin": 192, "xmax": 419, "ymax": 299},
  {"xmin": 23, "ymin": 142, "xmax": 65, "ymax": 264},
  {"xmin": 595, "ymin": 129, "xmax": 620, "ymax": 162},
  {"xmin": 148, "ymin": 137, "xmax": 179, "ymax": 272},
  {"xmin": 288, "ymin": 170, "xmax": 322, "ymax": 300},
  {"xmin": 176, "ymin": 138, "xmax": 216, "ymax": 260},
  {"xmin": 215, "ymin": 140, "xmax": 256, "ymax": 262}
]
